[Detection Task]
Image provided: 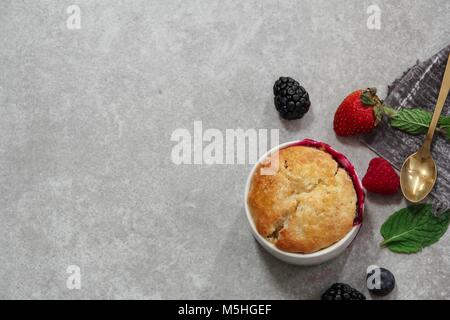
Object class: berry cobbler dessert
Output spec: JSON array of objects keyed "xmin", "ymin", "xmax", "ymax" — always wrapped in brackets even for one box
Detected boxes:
[{"xmin": 247, "ymin": 144, "xmax": 358, "ymax": 253}]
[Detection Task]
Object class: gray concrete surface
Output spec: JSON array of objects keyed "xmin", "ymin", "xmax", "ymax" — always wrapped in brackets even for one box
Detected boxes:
[{"xmin": 0, "ymin": 0, "xmax": 449, "ymax": 299}]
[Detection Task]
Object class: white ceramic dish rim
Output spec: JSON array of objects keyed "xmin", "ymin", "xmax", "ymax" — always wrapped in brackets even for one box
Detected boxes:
[{"xmin": 244, "ymin": 140, "xmax": 362, "ymax": 261}]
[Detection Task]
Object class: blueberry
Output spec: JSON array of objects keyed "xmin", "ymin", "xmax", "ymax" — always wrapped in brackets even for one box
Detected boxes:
[{"xmin": 366, "ymin": 265, "xmax": 395, "ymax": 296}]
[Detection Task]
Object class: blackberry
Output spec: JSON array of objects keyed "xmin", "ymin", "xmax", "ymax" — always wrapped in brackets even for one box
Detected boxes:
[
  {"xmin": 273, "ymin": 77, "xmax": 310, "ymax": 120},
  {"xmin": 321, "ymin": 283, "xmax": 366, "ymax": 301}
]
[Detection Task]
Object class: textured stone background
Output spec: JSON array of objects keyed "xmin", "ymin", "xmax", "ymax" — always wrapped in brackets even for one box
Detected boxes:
[{"xmin": 0, "ymin": 0, "xmax": 449, "ymax": 299}]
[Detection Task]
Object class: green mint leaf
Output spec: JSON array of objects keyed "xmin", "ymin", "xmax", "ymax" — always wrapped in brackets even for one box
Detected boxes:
[
  {"xmin": 360, "ymin": 93, "xmax": 376, "ymax": 106},
  {"xmin": 390, "ymin": 108, "xmax": 432, "ymax": 135},
  {"xmin": 380, "ymin": 204, "xmax": 450, "ymax": 254},
  {"xmin": 446, "ymin": 127, "xmax": 450, "ymax": 140},
  {"xmin": 438, "ymin": 116, "xmax": 450, "ymax": 127}
]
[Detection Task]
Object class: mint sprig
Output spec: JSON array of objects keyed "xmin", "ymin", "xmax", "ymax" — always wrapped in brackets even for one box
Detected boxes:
[
  {"xmin": 381, "ymin": 107, "xmax": 450, "ymax": 139},
  {"xmin": 438, "ymin": 117, "xmax": 450, "ymax": 139},
  {"xmin": 380, "ymin": 204, "xmax": 450, "ymax": 254},
  {"xmin": 389, "ymin": 108, "xmax": 431, "ymax": 134}
]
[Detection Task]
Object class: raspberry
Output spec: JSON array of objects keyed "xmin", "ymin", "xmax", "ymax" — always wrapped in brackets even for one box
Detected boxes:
[{"xmin": 362, "ymin": 157, "xmax": 400, "ymax": 195}]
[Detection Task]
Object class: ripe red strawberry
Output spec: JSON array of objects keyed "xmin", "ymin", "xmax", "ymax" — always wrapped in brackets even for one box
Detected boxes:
[
  {"xmin": 333, "ymin": 88, "xmax": 384, "ymax": 136},
  {"xmin": 362, "ymin": 157, "xmax": 400, "ymax": 195}
]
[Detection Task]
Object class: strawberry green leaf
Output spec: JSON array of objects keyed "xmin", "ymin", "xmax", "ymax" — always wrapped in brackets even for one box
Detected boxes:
[
  {"xmin": 360, "ymin": 93, "xmax": 376, "ymax": 106},
  {"xmin": 380, "ymin": 204, "xmax": 450, "ymax": 254},
  {"xmin": 389, "ymin": 108, "xmax": 432, "ymax": 135},
  {"xmin": 373, "ymin": 106, "xmax": 384, "ymax": 124}
]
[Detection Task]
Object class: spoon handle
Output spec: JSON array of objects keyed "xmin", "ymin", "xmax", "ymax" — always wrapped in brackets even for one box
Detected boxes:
[{"xmin": 420, "ymin": 53, "xmax": 450, "ymax": 157}]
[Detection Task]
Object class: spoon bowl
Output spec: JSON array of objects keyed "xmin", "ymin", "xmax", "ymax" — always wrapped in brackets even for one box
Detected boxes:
[{"xmin": 400, "ymin": 152, "xmax": 436, "ymax": 203}]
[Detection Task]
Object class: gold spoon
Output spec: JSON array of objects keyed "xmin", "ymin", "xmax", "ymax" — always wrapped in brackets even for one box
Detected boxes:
[{"xmin": 400, "ymin": 53, "xmax": 450, "ymax": 203}]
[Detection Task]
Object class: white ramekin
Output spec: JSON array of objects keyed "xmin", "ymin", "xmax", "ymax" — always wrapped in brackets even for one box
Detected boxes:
[{"xmin": 244, "ymin": 139, "xmax": 364, "ymax": 266}]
